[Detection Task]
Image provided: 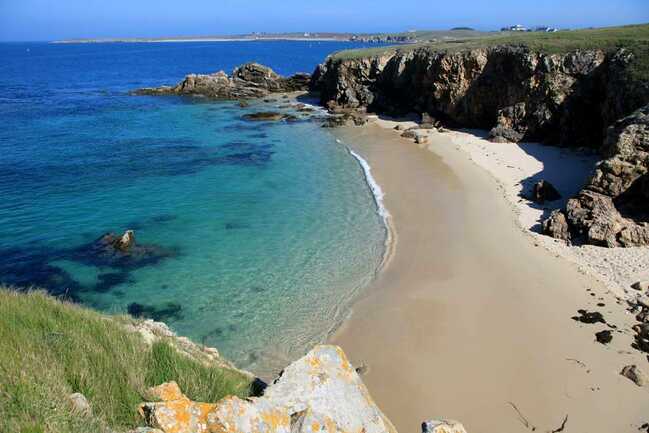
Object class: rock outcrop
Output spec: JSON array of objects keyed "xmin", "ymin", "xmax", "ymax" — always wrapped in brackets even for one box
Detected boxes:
[
  {"xmin": 311, "ymin": 45, "xmax": 649, "ymax": 247},
  {"xmin": 311, "ymin": 47, "xmax": 649, "ymax": 149},
  {"xmin": 543, "ymin": 105, "xmax": 649, "ymax": 246},
  {"xmin": 134, "ymin": 63, "xmax": 310, "ymax": 99},
  {"xmin": 138, "ymin": 345, "xmax": 399, "ymax": 433}
]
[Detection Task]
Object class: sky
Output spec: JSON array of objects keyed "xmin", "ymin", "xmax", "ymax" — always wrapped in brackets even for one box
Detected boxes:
[{"xmin": 1, "ymin": 0, "xmax": 648, "ymax": 41}]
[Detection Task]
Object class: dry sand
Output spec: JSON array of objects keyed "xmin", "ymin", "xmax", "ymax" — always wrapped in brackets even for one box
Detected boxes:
[{"xmin": 330, "ymin": 123, "xmax": 649, "ymax": 433}]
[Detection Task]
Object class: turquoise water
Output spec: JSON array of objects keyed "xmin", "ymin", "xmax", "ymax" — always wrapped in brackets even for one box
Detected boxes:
[{"xmin": 0, "ymin": 41, "xmax": 386, "ymax": 375}]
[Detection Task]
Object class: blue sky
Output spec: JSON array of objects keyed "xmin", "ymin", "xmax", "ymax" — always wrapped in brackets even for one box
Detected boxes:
[{"xmin": 1, "ymin": 0, "xmax": 648, "ymax": 41}]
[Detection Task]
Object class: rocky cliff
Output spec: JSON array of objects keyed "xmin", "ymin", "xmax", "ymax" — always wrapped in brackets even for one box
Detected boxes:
[
  {"xmin": 134, "ymin": 63, "xmax": 310, "ymax": 99},
  {"xmin": 310, "ymin": 45, "xmax": 649, "ymax": 246}
]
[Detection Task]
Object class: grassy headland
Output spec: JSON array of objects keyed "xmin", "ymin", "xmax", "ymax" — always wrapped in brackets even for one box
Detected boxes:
[
  {"xmin": 0, "ymin": 289, "xmax": 252, "ymax": 433},
  {"xmin": 332, "ymin": 24, "xmax": 649, "ymax": 80}
]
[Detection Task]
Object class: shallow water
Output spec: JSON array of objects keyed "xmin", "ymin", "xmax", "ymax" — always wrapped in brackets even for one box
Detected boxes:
[{"xmin": 0, "ymin": 41, "xmax": 386, "ymax": 376}]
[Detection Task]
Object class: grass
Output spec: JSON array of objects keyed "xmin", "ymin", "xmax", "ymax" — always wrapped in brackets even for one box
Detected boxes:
[
  {"xmin": 332, "ymin": 23, "xmax": 649, "ymax": 80},
  {"xmin": 0, "ymin": 288, "xmax": 252, "ymax": 433}
]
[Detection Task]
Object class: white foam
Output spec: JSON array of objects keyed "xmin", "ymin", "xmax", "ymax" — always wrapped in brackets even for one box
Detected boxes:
[{"xmin": 346, "ymin": 147, "xmax": 395, "ymax": 272}]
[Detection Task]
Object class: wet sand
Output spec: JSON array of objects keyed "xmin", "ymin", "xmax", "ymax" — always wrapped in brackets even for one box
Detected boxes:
[{"xmin": 330, "ymin": 125, "xmax": 648, "ymax": 433}]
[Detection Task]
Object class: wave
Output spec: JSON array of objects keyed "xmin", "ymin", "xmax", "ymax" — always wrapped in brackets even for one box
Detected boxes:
[{"xmin": 342, "ymin": 141, "xmax": 395, "ymax": 273}]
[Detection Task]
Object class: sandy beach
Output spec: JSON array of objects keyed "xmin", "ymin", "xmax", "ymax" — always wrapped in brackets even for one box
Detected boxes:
[{"xmin": 330, "ymin": 123, "xmax": 649, "ymax": 433}]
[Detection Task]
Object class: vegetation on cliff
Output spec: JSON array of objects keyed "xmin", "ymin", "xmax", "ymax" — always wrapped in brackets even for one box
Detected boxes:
[
  {"xmin": 333, "ymin": 24, "xmax": 649, "ymax": 80},
  {"xmin": 0, "ymin": 289, "xmax": 252, "ymax": 433}
]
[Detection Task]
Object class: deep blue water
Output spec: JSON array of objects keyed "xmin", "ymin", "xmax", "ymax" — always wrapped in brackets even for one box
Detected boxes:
[{"xmin": 0, "ymin": 41, "xmax": 386, "ymax": 376}]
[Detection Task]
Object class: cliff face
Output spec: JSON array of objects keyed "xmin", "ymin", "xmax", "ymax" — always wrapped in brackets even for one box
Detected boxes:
[
  {"xmin": 311, "ymin": 46, "xmax": 649, "ymax": 148},
  {"xmin": 311, "ymin": 46, "xmax": 649, "ymax": 247}
]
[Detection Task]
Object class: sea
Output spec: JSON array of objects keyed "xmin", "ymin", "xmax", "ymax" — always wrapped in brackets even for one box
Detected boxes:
[{"xmin": 0, "ymin": 40, "xmax": 387, "ymax": 376}]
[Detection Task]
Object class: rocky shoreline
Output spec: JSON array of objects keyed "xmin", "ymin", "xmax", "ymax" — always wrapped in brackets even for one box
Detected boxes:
[{"xmin": 308, "ymin": 45, "xmax": 649, "ymax": 249}]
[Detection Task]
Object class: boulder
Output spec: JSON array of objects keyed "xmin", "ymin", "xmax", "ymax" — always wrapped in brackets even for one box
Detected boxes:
[
  {"xmin": 542, "ymin": 210, "xmax": 570, "ymax": 241},
  {"xmin": 544, "ymin": 104, "xmax": 649, "ymax": 247},
  {"xmin": 68, "ymin": 392, "xmax": 91, "ymax": 416},
  {"xmin": 422, "ymin": 420, "xmax": 468, "ymax": 433},
  {"xmin": 631, "ymin": 281, "xmax": 649, "ymax": 292},
  {"xmin": 620, "ymin": 365, "xmax": 649, "ymax": 387},
  {"xmin": 415, "ymin": 134, "xmax": 429, "ymax": 144},
  {"xmin": 138, "ymin": 345, "xmax": 397, "ymax": 433},
  {"xmin": 133, "ymin": 63, "xmax": 310, "ymax": 100},
  {"xmin": 531, "ymin": 180, "xmax": 561, "ymax": 203}
]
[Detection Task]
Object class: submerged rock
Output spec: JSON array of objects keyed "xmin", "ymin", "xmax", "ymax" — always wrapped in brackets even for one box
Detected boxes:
[
  {"xmin": 242, "ymin": 112, "xmax": 296, "ymax": 122},
  {"xmin": 133, "ymin": 63, "xmax": 310, "ymax": 100},
  {"xmin": 70, "ymin": 230, "xmax": 175, "ymax": 268}
]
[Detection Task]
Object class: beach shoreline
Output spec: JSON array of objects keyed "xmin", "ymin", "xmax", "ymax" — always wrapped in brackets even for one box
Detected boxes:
[{"xmin": 328, "ymin": 121, "xmax": 649, "ymax": 433}]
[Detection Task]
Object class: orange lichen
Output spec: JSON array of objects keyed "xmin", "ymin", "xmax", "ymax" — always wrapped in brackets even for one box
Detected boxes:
[{"xmin": 260, "ymin": 408, "xmax": 290, "ymax": 432}]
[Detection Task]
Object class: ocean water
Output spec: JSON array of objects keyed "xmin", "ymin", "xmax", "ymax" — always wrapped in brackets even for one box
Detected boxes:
[{"xmin": 0, "ymin": 41, "xmax": 387, "ymax": 376}]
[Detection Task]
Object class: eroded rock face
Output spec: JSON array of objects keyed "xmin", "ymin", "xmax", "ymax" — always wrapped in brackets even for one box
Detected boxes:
[
  {"xmin": 544, "ymin": 105, "xmax": 649, "ymax": 246},
  {"xmin": 134, "ymin": 63, "xmax": 310, "ymax": 99},
  {"xmin": 312, "ymin": 46, "xmax": 649, "ymax": 149},
  {"xmin": 138, "ymin": 345, "xmax": 398, "ymax": 433}
]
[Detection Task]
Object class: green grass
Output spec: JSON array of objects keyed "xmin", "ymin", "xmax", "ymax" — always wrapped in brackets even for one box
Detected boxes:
[
  {"xmin": 332, "ymin": 23, "xmax": 649, "ymax": 80},
  {"xmin": 0, "ymin": 289, "xmax": 252, "ymax": 433}
]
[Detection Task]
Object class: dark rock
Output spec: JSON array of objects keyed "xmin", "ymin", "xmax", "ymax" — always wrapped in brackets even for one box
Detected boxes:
[
  {"xmin": 489, "ymin": 125, "xmax": 524, "ymax": 143},
  {"xmin": 238, "ymin": 100, "xmax": 250, "ymax": 108},
  {"xmin": 543, "ymin": 210, "xmax": 570, "ymax": 241},
  {"xmin": 133, "ymin": 63, "xmax": 310, "ymax": 100},
  {"xmin": 595, "ymin": 329, "xmax": 613, "ymax": 344},
  {"xmin": 70, "ymin": 231, "xmax": 175, "ymax": 269},
  {"xmin": 620, "ymin": 364, "xmax": 648, "ymax": 387},
  {"xmin": 632, "ymin": 281, "xmax": 649, "ymax": 292},
  {"xmin": 532, "ymin": 180, "xmax": 561, "ymax": 203},
  {"xmin": 572, "ymin": 309, "xmax": 606, "ymax": 324}
]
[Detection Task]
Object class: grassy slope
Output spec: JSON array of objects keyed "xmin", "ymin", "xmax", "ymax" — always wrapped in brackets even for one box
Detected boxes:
[
  {"xmin": 332, "ymin": 24, "xmax": 649, "ymax": 80},
  {"xmin": 0, "ymin": 289, "xmax": 252, "ymax": 433}
]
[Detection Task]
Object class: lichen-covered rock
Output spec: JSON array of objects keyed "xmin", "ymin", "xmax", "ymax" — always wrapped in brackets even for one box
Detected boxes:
[
  {"xmin": 422, "ymin": 420, "xmax": 468, "ymax": 433},
  {"xmin": 134, "ymin": 63, "xmax": 310, "ymax": 99},
  {"xmin": 138, "ymin": 346, "xmax": 397, "ymax": 433},
  {"xmin": 139, "ymin": 382, "xmax": 217, "ymax": 433}
]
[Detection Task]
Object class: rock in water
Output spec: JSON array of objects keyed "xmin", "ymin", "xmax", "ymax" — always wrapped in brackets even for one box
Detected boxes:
[
  {"xmin": 620, "ymin": 365, "xmax": 649, "ymax": 387},
  {"xmin": 138, "ymin": 345, "xmax": 398, "ymax": 433},
  {"xmin": 133, "ymin": 63, "xmax": 310, "ymax": 99},
  {"xmin": 422, "ymin": 420, "xmax": 468, "ymax": 433},
  {"xmin": 114, "ymin": 229, "xmax": 135, "ymax": 251},
  {"xmin": 532, "ymin": 180, "xmax": 561, "ymax": 203}
]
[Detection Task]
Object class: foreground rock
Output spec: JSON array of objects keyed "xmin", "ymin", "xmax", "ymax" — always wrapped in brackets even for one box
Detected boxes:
[
  {"xmin": 138, "ymin": 345, "xmax": 400, "ymax": 433},
  {"xmin": 422, "ymin": 420, "xmax": 468, "ymax": 433},
  {"xmin": 134, "ymin": 63, "xmax": 310, "ymax": 99},
  {"xmin": 544, "ymin": 105, "xmax": 649, "ymax": 246}
]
